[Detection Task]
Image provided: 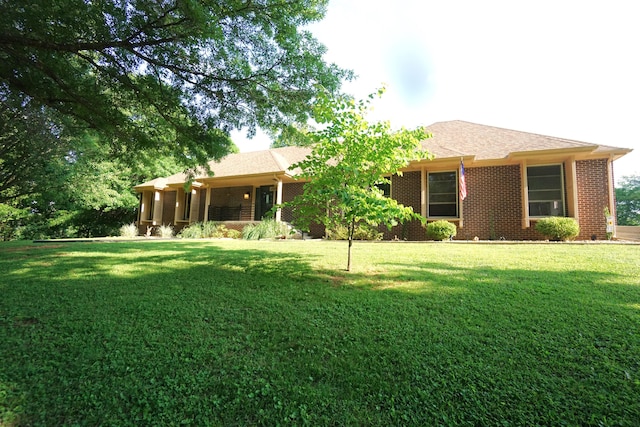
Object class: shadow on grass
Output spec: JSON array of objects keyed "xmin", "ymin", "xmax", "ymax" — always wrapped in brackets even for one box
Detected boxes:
[{"xmin": 1, "ymin": 241, "xmax": 639, "ymax": 426}]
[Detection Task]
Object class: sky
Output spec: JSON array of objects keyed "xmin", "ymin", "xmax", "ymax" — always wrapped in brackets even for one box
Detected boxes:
[{"xmin": 231, "ymin": 0, "xmax": 640, "ymax": 184}]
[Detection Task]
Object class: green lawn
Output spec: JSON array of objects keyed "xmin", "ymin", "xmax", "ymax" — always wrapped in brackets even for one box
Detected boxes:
[{"xmin": 1, "ymin": 240, "xmax": 639, "ymax": 426}]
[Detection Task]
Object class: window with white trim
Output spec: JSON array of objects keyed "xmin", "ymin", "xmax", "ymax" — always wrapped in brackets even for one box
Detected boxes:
[
  {"xmin": 428, "ymin": 171, "xmax": 458, "ymax": 217},
  {"xmin": 527, "ymin": 164, "xmax": 565, "ymax": 217}
]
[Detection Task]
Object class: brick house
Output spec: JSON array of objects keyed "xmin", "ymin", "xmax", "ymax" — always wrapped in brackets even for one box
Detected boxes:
[{"xmin": 134, "ymin": 121, "xmax": 632, "ymax": 240}]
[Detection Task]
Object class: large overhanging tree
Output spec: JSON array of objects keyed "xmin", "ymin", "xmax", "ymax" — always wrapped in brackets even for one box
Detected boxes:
[
  {"xmin": 0, "ymin": 0, "xmax": 350, "ymax": 169},
  {"xmin": 283, "ymin": 88, "xmax": 432, "ymax": 271}
]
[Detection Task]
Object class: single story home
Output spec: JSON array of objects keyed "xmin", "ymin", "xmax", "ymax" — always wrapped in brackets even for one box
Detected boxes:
[{"xmin": 134, "ymin": 120, "xmax": 632, "ymax": 240}]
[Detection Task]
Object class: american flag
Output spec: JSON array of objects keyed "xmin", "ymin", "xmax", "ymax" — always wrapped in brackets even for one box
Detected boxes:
[{"xmin": 459, "ymin": 160, "xmax": 467, "ymax": 201}]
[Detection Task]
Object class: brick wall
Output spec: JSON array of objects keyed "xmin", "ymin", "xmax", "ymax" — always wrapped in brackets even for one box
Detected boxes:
[
  {"xmin": 460, "ymin": 165, "xmax": 538, "ymax": 240},
  {"xmin": 282, "ymin": 182, "xmax": 326, "ymax": 238},
  {"xmin": 383, "ymin": 172, "xmax": 423, "ymax": 240},
  {"xmin": 277, "ymin": 160, "xmax": 612, "ymax": 241},
  {"xmin": 576, "ymin": 159, "xmax": 609, "ymax": 240}
]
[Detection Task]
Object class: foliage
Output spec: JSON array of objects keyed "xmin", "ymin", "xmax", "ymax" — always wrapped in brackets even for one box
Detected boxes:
[
  {"xmin": 615, "ymin": 175, "xmax": 640, "ymax": 225},
  {"xmin": 426, "ymin": 220, "xmax": 457, "ymax": 241},
  {"xmin": 242, "ymin": 220, "xmax": 295, "ymax": 240},
  {"xmin": 119, "ymin": 223, "xmax": 139, "ymax": 238},
  {"xmin": 282, "ymin": 87, "xmax": 431, "ymax": 270},
  {"xmin": 0, "ymin": 0, "xmax": 350, "ymax": 171},
  {"xmin": 326, "ymin": 223, "xmax": 383, "ymax": 241},
  {"xmin": 0, "ymin": 90, "xmax": 71, "ymax": 205},
  {"xmin": 0, "ymin": 94, "xmax": 179, "ymax": 240},
  {"xmin": 1, "ymin": 240, "xmax": 638, "ymax": 426},
  {"xmin": 0, "ymin": 203, "xmax": 28, "ymax": 241},
  {"xmin": 157, "ymin": 225, "xmax": 174, "ymax": 238},
  {"xmin": 534, "ymin": 217, "xmax": 580, "ymax": 241},
  {"xmin": 269, "ymin": 123, "xmax": 315, "ymax": 148},
  {"xmin": 177, "ymin": 222, "xmax": 241, "ymax": 239}
]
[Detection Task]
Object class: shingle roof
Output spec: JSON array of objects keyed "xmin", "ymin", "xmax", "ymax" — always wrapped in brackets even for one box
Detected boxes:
[
  {"xmin": 134, "ymin": 146, "xmax": 312, "ymax": 189},
  {"xmin": 203, "ymin": 145, "xmax": 311, "ymax": 178},
  {"xmin": 422, "ymin": 120, "xmax": 612, "ymax": 160},
  {"xmin": 135, "ymin": 121, "xmax": 631, "ymax": 189}
]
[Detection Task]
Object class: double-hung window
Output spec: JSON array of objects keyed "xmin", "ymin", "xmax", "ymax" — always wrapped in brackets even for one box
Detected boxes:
[
  {"xmin": 428, "ymin": 171, "xmax": 458, "ymax": 217},
  {"xmin": 527, "ymin": 164, "xmax": 565, "ymax": 217}
]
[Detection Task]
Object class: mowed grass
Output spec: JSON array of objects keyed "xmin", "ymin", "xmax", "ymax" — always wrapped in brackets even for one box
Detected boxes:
[{"xmin": 0, "ymin": 240, "xmax": 639, "ymax": 426}]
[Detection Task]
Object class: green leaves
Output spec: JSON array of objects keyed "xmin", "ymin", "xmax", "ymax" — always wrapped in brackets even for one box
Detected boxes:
[
  {"xmin": 281, "ymin": 88, "xmax": 432, "ymax": 269},
  {"xmin": 616, "ymin": 175, "xmax": 640, "ymax": 226},
  {"xmin": 0, "ymin": 0, "xmax": 350, "ymax": 168}
]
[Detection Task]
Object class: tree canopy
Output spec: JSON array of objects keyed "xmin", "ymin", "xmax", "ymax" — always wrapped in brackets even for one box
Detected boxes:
[
  {"xmin": 283, "ymin": 88, "xmax": 431, "ymax": 271},
  {"xmin": 0, "ymin": 0, "xmax": 350, "ymax": 168},
  {"xmin": 616, "ymin": 175, "xmax": 640, "ymax": 226}
]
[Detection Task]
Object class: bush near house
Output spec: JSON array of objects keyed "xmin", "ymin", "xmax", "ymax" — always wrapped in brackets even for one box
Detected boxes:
[
  {"xmin": 534, "ymin": 217, "xmax": 580, "ymax": 241},
  {"xmin": 325, "ymin": 223, "xmax": 383, "ymax": 241},
  {"xmin": 426, "ymin": 220, "xmax": 457, "ymax": 241},
  {"xmin": 177, "ymin": 222, "xmax": 241, "ymax": 239},
  {"xmin": 118, "ymin": 223, "xmax": 138, "ymax": 238},
  {"xmin": 242, "ymin": 220, "xmax": 294, "ymax": 240}
]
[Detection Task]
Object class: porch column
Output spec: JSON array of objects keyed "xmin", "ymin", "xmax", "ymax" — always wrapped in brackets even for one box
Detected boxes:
[
  {"xmin": 189, "ymin": 188, "xmax": 200, "ymax": 224},
  {"xmin": 204, "ymin": 187, "xmax": 211, "ymax": 222},
  {"xmin": 520, "ymin": 161, "xmax": 530, "ymax": 228},
  {"xmin": 565, "ymin": 158, "xmax": 579, "ymax": 220},
  {"xmin": 420, "ymin": 167, "xmax": 427, "ymax": 218},
  {"xmin": 152, "ymin": 190, "xmax": 163, "ymax": 225},
  {"xmin": 607, "ymin": 156, "xmax": 616, "ymax": 236},
  {"xmin": 275, "ymin": 179, "xmax": 283, "ymax": 222}
]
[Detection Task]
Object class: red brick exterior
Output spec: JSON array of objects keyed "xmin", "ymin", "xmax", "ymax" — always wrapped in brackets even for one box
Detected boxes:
[
  {"xmin": 139, "ymin": 159, "xmax": 614, "ymax": 241},
  {"xmin": 282, "ymin": 182, "xmax": 326, "ymax": 238},
  {"xmin": 379, "ymin": 161, "xmax": 612, "ymax": 241},
  {"xmin": 576, "ymin": 159, "xmax": 610, "ymax": 240},
  {"xmin": 383, "ymin": 172, "xmax": 424, "ymax": 241},
  {"xmin": 458, "ymin": 165, "xmax": 536, "ymax": 241}
]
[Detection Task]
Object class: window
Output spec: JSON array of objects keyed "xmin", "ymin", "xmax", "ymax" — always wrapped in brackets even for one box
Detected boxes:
[
  {"xmin": 375, "ymin": 182, "xmax": 391, "ymax": 197},
  {"xmin": 527, "ymin": 164, "xmax": 565, "ymax": 217},
  {"xmin": 428, "ymin": 171, "xmax": 458, "ymax": 217},
  {"xmin": 182, "ymin": 191, "xmax": 192, "ymax": 221}
]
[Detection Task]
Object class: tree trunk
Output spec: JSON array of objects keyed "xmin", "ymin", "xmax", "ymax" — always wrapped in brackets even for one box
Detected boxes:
[{"xmin": 346, "ymin": 218, "xmax": 355, "ymax": 271}]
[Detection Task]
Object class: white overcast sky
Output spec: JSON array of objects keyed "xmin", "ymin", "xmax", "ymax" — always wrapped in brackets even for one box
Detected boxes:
[{"xmin": 232, "ymin": 0, "xmax": 640, "ymax": 183}]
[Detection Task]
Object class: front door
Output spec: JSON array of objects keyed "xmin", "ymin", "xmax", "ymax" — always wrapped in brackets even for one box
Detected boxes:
[{"xmin": 255, "ymin": 186, "xmax": 274, "ymax": 220}]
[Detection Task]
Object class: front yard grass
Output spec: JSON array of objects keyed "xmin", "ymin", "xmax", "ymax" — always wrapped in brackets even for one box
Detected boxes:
[{"xmin": 0, "ymin": 240, "xmax": 639, "ymax": 426}]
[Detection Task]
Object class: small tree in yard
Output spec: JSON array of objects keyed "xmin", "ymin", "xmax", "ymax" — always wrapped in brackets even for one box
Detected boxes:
[{"xmin": 282, "ymin": 88, "xmax": 431, "ymax": 271}]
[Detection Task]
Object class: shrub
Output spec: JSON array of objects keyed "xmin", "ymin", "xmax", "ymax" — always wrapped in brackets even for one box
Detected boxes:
[
  {"xmin": 535, "ymin": 217, "xmax": 580, "ymax": 241},
  {"xmin": 158, "ymin": 224, "xmax": 174, "ymax": 238},
  {"xmin": 177, "ymin": 222, "xmax": 242, "ymax": 239},
  {"xmin": 326, "ymin": 223, "xmax": 383, "ymax": 241},
  {"xmin": 225, "ymin": 228, "xmax": 242, "ymax": 239},
  {"xmin": 426, "ymin": 220, "xmax": 457, "ymax": 241},
  {"xmin": 119, "ymin": 223, "xmax": 139, "ymax": 238},
  {"xmin": 201, "ymin": 221, "xmax": 219, "ymax": 238},
  {"xmin": 177, "ymin": 223, "xmax": 202, "ymax": 239},
  {"xmin": 242, "ymin": 220, "xmax": 294, "ymax": 240}
]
